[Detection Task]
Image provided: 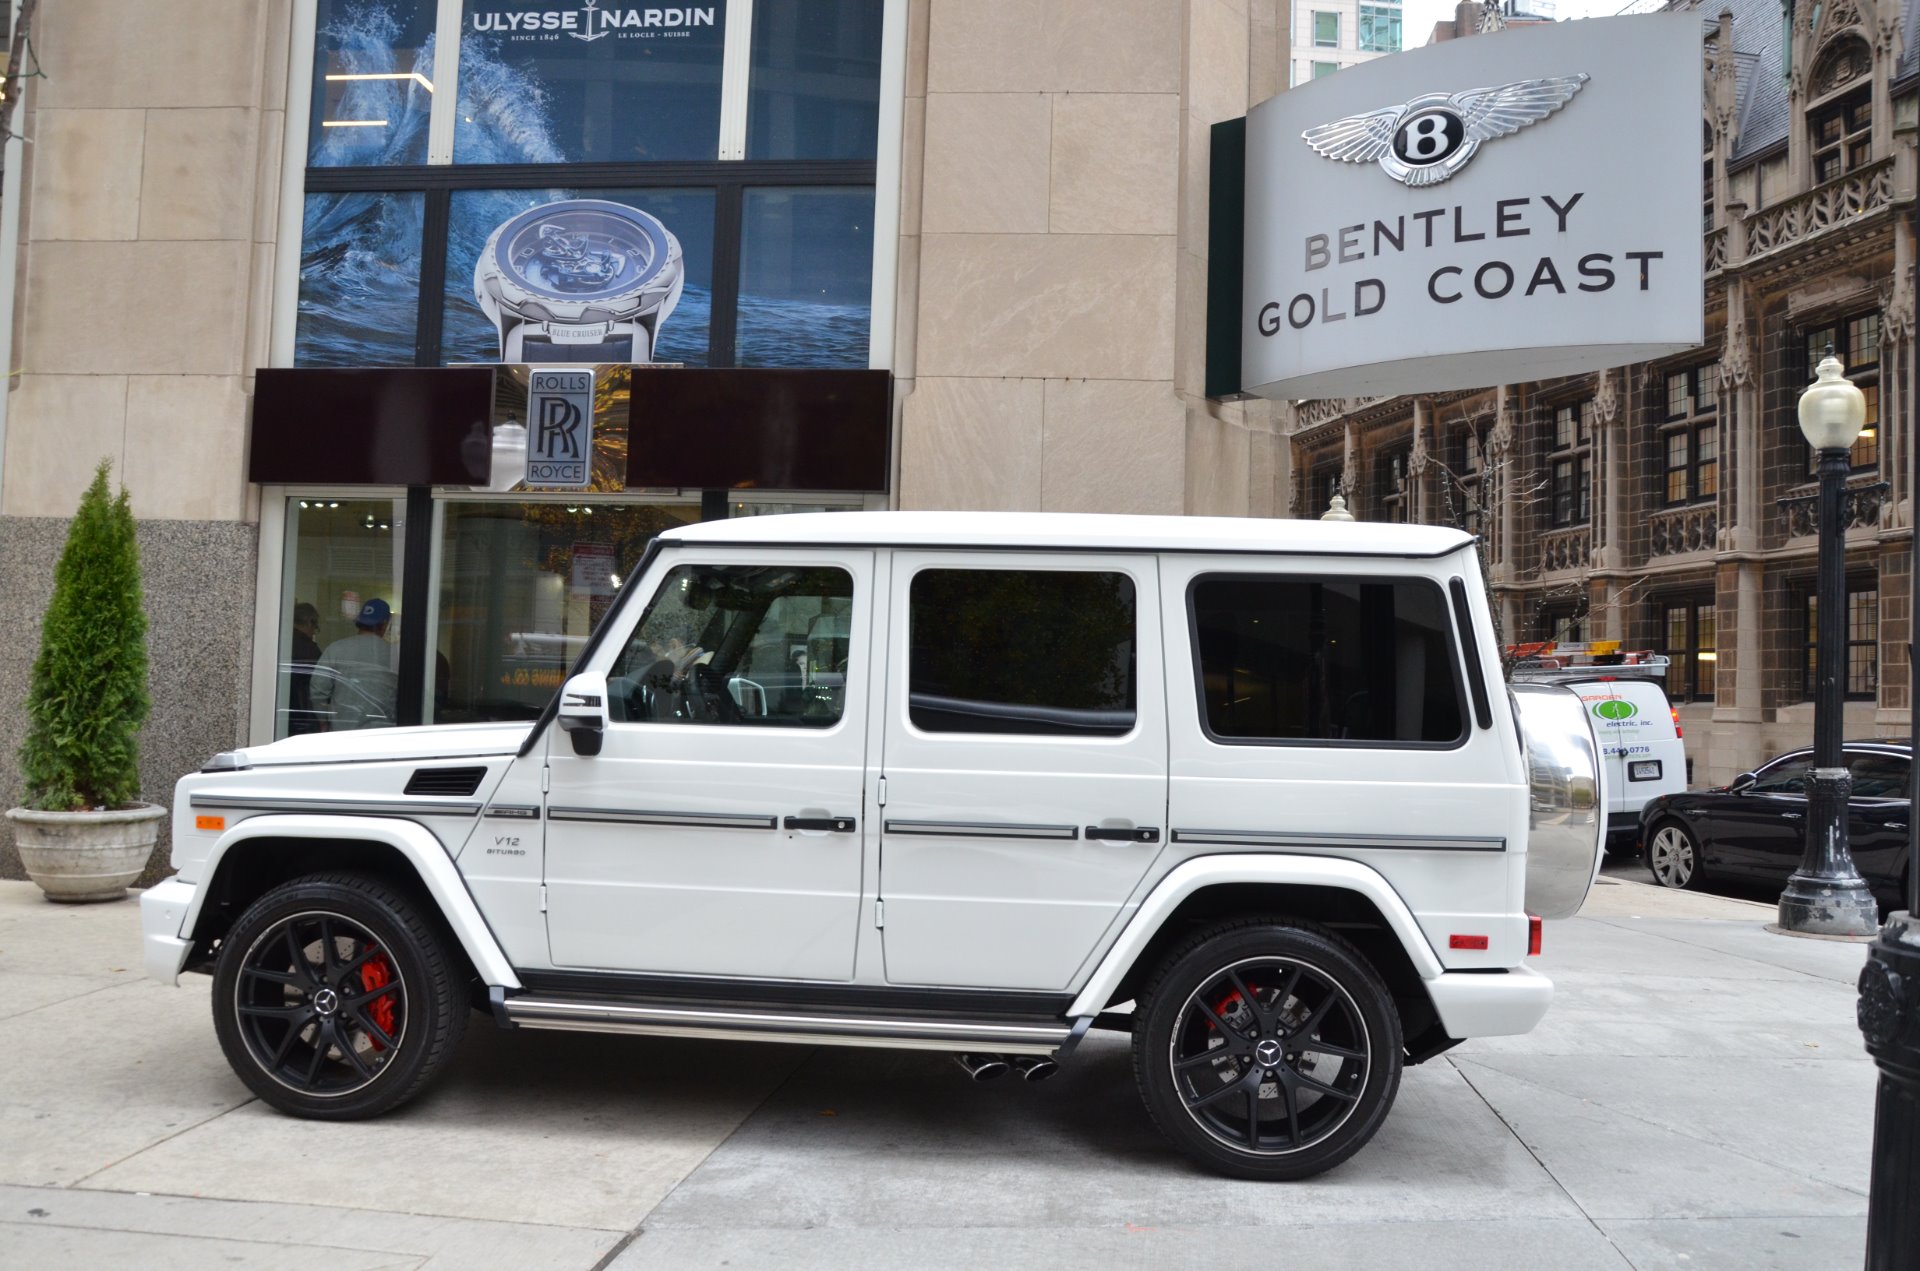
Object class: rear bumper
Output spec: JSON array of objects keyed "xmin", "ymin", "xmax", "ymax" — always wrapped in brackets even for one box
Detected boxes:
[
  {"xmin": 140, "ymin": 878, "xmax": 197, "ymax": 985},
  {"xmin": 1426, "ymin": 965, "xmax": 1553, "ymax": 1038},
  {"xmin": 1605, "ymin": 815, "xmax": 1642, "ymax": 849}
]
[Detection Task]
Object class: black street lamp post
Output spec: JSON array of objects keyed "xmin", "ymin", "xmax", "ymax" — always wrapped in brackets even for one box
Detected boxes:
[{"xmin": 1777, "ymin": 351, "xmax": 1879, "ymax": 939}]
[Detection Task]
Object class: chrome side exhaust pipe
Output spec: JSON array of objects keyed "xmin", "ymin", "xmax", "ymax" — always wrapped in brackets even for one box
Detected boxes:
[
  {"xmin": 953, "ymin": 1053, "xmax": 1009, "ymax": 1081},
  {"xmin": 1011, "ymin": 1056, "xmax": 1058, "ymax": 1083}
]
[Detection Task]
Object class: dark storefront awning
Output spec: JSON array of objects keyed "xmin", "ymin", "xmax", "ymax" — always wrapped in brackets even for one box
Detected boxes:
[{"xmin": 251, "ymin": 366, "xmax": 892, "ymax": 493}]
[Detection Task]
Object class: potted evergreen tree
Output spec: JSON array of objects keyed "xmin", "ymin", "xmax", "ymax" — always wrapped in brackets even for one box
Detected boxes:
[{"xmin": 6, "ymin": 462, "xmax": 165, "ymax": 901}]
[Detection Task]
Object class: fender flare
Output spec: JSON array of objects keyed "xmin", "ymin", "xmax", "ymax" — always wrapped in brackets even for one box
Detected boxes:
[
  {"xmin": 1066, "ymin": 853, "xmax": 1444, "ymax": 1018},
  {"xmin": 184, "ymin": 814, "xmax": 521, "ymax": 990}
]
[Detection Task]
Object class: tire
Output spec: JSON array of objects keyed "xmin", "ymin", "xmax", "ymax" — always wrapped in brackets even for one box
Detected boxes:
[
  {"xmin": 1645, "ymin": 819, "xmax": 1706, "ymax": 891},
  {"xmin": 1133, "ymin": 918, "xmax": 1403, "ymax": 1181},
  {"xmin": 211, "ymin": 872, "xmax": 468, "ymax": 1119}
]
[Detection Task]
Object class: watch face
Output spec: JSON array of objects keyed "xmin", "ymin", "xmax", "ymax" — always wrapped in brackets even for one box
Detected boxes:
[{"xmin": 493, "ymin": 200, "xmax": 676, "ymax": 304}]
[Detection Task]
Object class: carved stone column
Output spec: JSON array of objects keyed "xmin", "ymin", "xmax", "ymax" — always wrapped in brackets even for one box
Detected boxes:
[
  {"xmin": 1884, "ymin": 215, "xmax": 1914, "ymax": 521},
  {"xmin": 1724, "ymin": 283, "xmax": 1759, "ymax": 553},
  {"xmin": 1593, "ymin": 369, "xmax": 1622, "ymax": 570},
  {"xmin": 1410, "ymin": 398, "xmax": 1431, "ymax": 524}
]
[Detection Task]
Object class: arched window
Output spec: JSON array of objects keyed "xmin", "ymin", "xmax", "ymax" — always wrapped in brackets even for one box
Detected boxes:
[{"xmin": 1807, "ymin": 38, "xmax": 1873, "ymax": 183}]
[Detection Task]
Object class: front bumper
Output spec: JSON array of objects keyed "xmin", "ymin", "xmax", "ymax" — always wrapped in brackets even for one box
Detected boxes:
[
  {"xmin": 1426, "ymin": 965, "xmax": 1553, "ymax": 1038},
  {"xmin": 140, "ymin": 878, "xmax": 197, "ymax": 985}
]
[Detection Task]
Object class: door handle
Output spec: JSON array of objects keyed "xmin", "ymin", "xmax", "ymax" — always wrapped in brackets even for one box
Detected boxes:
[
  {"xmin": 1782, "ymin": 811, "xmax": 1803, "ymax": 820},
  {"xmin": 1085, "ymin": 825, "xmax": 1161, "ymax": 844},
  {"xmin": 784, "ymin": 816, "xmax": 856, "ymax": 833},
  {"xmin": 1889, "ymin": 822, "xmax": 1907, "ymax": 832}
]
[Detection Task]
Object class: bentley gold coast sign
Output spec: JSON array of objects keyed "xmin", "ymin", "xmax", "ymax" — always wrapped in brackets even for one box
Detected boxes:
[{"xmin": 1239, "ymin": 14, "xmax": 1701, "ymax": 400}]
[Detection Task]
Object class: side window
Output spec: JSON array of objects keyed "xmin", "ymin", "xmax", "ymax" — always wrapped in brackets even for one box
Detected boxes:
[
  {"xmin": 609, "ymin": 564, "xmax": 853, "ymax": 727},
  {"xmin": 1847, "ymin": 753, "xmax": 1909, "ymax": 799},
  {"xmin": 1750, "ymin": 756, "xmax": 1813, "ymax": 795},
  {"xmin": 908, "ymin": 569, "xmax": 1136, "ymax": 736},
  {"xmin": 1191, "ymin": 575, "xmax": 1465, "ymax": 745}
]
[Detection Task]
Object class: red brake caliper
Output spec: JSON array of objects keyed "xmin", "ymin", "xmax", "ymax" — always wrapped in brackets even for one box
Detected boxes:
[
  {"xmin": 359, "ymin": 952, "xmax": 397, "ymax": 1049},
  {"xmin": 1206, "ymin": 989, "xmax": 1246, "ymax": 1032}
]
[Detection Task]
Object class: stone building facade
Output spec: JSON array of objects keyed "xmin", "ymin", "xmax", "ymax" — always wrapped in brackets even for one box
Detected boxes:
[
  {"xmin": 0, "ymin": 0, "xmax": 1297, "ymax": 878},
  {"xmin": 1286, "ymin": 0, "xmax": 1919, "ymax": 785}
]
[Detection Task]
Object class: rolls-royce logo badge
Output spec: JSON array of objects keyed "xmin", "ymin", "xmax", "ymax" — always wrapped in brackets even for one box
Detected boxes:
[{"xmin": 1301, "ymin": 74, "xmax": 1588, "ymax": 187}]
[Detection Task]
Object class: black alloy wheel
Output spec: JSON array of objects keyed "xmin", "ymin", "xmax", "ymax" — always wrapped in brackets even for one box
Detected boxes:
[
  {"xmin": 212, "ymin": 873, "xmax": 467, "ymax": 1119},
  {"xmin": 1134, "ymin": 920, "xmax": 1402, "ymax": 1181}
]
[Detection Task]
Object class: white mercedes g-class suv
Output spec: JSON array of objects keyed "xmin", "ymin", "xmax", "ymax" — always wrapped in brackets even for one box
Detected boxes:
[{"xmin": 141, "ymin": 512, "xmax": 1602, "ymax": 1180}]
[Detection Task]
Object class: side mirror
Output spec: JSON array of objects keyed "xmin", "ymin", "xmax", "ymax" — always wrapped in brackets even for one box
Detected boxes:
[
  {"xmin": 556, "ymin": 672, "xmax": 609, "ymax": 756},
  {"xmin": 1729, "ymin": 772, "xmax": 1757, "ymax": 795}
]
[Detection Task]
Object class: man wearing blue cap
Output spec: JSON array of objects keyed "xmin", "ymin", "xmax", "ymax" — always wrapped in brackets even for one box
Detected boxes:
[{"xmin": 311, "ymin": 597, "xmax": 399, "ymax": 730}]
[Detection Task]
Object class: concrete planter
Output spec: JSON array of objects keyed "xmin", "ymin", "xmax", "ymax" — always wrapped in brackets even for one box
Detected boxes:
[{"xmin": 6, "ymin": 804, "xmax": 166, "ymax": 903}]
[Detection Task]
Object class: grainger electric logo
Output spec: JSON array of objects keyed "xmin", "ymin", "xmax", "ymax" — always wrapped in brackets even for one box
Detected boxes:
[
  {"xmin": 1302, "ymin": 75, "xmax": 1588, "ymax": 187},
  {"xmin": 470, "ymin": 1, "xmax": 719, "ymax": 41}
]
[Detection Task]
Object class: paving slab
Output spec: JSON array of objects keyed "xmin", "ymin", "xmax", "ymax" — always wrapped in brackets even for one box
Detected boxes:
[
  {"xmin": 0, "ymin": 1183, "xmax": 622, "ymax": 1270},
  {"xmin": 83, "ymin": 1023, "xmax": 806, "ymax": 1231},
  {"xmin": 641, "ymin": 1033, "xmax": 1582, "ymax": 1233},
  {"xmin": 0, "ymin": 977, "xmax": 252, "ymax": 1188},
  {"xmin": 0, "ymin": 1219, "xmax": 424, "ymax": 1271},
  {"xmin": 1450, "ymin": 1060, "xmax": 1867, "ymax": 1221},
  {"xmin": 612, "ymin": 1219, "xmax": 1635, "ymax": 1271},
  {"xmin": 1464, "ymin": 970, "xmax": 1868, "ymax": 1060},
  {"xmin": 1454, "ymin": 1053, "xmax": 1876, "ymax": 1194},
  {"xmin": 1598, "ymin": 1215, "xmax": 1871, "ymax": 1270}
]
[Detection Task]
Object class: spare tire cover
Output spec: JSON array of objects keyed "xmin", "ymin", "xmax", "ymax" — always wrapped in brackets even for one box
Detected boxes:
[{"xmin": 1511, "ymin": 682, "xmax": 1605, "ymax": 919}]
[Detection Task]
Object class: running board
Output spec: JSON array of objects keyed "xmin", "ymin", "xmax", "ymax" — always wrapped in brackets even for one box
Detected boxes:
[{"xmin": 500, "ymin": 995, "xmax": 1077, "ymax": 1056}]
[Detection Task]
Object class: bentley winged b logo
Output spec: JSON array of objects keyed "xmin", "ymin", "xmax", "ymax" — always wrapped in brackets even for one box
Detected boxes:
[{"xmin": 1301, "ymin": 74, "xmax": 1589, "ymax": 187}]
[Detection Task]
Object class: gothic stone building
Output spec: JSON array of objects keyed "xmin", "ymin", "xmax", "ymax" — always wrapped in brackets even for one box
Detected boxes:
[{"xmin": 1288, "ymin": 0, "xmax": 1920, "ymax": 786}]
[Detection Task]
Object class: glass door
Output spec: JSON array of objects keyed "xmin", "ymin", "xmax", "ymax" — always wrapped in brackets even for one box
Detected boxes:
[
  {"xmin": 275, "ymin": 497, "xmax": 409, "ymax": 739},
  {"xmin": 429, "ymin": 498, "xmax": 701, "ymax": 724}
]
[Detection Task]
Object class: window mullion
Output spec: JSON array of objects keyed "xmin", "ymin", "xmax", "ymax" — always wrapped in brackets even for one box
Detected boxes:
[
  {"xmin": 427, "ymin": 0, "xmax": 464, "ymax": 165},
  {"xmin": 718, "ymin": 0, "xmax": 757, "ymax": 160}
]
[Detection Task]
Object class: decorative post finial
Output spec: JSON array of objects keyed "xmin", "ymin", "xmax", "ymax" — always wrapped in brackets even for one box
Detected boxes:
[{"xmin": 1321, "ymin": 480, "xmax": 1356, "ymax": 522}]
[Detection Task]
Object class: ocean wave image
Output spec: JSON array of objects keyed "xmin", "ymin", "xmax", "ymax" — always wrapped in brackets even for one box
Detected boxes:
[
  {"xmin": 736, "ymin": 295, "xmax": 870, "ymax": 368},
  {"xmin": 295, "ymin": 190, "xmax": 427, "ymax": 368},
  {"xmin": 310, "ymin": 2, "xmax": 435, "ymax": 168}
]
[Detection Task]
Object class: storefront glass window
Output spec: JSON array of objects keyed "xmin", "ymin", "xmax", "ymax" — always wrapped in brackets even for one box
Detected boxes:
[
  {"xmin": 454, "ymin": 1, "xmax": 727, "ymax": 164},
  {"xmin": 747, "ymin": 0, "xmax": 884, "ymax": 161},
  {"xmin": 277, "ymin": 498, "xmax": 410, "ymax": 738},
  {"xmin": 295, "ymin": 191, "xmax": 427, "ymax": 368},
  {"xmin": 440, "ymin": 188, "xmax": 716, "ymax": 366},
  {"xmin": 310, "ymin": 0, "xmax": 438, "ymax": 167},
  {"xmin": 736, "ymin": 187, "xmax": 874, "ymax": 368},
  {"xmin": 431, "ymin": 500, "xmax": 701, "ymax": 723}
]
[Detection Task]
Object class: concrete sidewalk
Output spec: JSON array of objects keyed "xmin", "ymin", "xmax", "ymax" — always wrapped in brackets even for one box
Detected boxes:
[{"xmin": 0, "ymin": 875, "xmax": 1877, "ymax": 1270}]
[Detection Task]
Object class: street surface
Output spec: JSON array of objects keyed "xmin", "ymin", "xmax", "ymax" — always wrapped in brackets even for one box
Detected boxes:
[{"xmin": 0, "ymin": 866, "xmax": 1875, "ymax": 1270}]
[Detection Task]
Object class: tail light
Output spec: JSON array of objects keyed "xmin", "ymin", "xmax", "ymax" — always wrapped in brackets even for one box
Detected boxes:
[
  {"xmin": 1528, "ymin": 914, "xmax": 1543, "ymax": 956},
  {"xmin": 1670, "ymin": 706, "xmax": 1682, "ymax": 739}
]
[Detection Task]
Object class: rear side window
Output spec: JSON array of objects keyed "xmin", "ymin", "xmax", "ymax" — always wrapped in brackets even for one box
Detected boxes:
[
  {"xmin": 1847, "ymin": 752, "xmax": 1908, "ymax": 799},
  {"xmin": 909, "ymin": 569, "xmax": 1136, "ymax": 736},
  {"xmin": 1191, "ymin": 575, "xmax": 1465, "ymax": 745}
]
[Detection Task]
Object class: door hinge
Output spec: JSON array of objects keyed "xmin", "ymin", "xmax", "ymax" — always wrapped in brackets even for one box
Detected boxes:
[
  {"xmin": 876, "ymin": 775, "xmax": 887, "ymax": 807},
  {"xmin": 539, "ymin": 884, "xmax": 548, "ymax": 913},
  {"xmin": 873, "ymin": 898, "xmax": 885, "ymax": 928},
  {"xmin": 540, "ymin": 765, "xmax": 551, "ymax": 793}
]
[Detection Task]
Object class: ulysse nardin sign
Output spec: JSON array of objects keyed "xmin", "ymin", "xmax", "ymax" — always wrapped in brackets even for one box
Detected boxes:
[{"xmin": 1240, "ymin": 14, "xmax": 1701, "ymax": 401}]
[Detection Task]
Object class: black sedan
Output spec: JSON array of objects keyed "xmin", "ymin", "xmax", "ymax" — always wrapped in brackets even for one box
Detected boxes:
[{"xmin": 1637, "ymin": 740, "xmax": 1911, "ymax": 904}]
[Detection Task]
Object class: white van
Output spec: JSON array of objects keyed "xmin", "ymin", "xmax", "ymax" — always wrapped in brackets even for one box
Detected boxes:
[
  {"xmin": 1513, "ymin": 655, "xmax": 1686, "ymax": 854},
  {"xmin": 143, "ymin": 513, "xmax": 1605, "ymax": 1181}
]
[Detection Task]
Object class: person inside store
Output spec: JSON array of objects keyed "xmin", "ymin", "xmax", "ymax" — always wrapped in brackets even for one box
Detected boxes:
[
  {"xmin": 312, "ymin": 597, "xmax": 399, "ymax": 730},
  {"xmin": 287, "ymin": 601, "xmax": 323, "ymax": 734}
]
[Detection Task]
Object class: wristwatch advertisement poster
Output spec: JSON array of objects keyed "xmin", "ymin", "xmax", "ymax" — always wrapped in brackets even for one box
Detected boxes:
[{"xmin": 476, "ymin": 198, "xmax": 685, "ymax": 365}]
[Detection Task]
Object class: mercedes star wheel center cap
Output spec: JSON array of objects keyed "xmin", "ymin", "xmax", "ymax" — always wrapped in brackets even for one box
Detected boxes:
[
  {"xmin": 313, "ymin": 988, "xmax": 340, "ymax": 1016},
  {"xmin": 1255, "ymin": 1038, "xmax": 1284, "ymax": 1068}
]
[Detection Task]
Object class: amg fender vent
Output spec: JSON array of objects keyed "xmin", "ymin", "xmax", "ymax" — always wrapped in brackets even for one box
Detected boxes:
[{"xmin": 404, "ymin": 766, "xmax": 487, "ymax": 797}]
